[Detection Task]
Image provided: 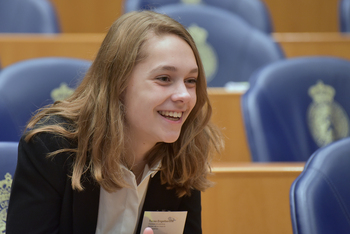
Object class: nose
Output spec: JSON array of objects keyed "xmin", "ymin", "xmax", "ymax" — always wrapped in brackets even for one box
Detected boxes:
[{"xmin": 171, "ymin": 82, "xmax": 191, "ymax": 103}]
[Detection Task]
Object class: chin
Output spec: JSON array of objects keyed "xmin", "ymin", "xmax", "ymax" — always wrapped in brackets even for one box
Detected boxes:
[{"xmin": 161, "ymin": 134, "xmax": 181, "ymax": 143}]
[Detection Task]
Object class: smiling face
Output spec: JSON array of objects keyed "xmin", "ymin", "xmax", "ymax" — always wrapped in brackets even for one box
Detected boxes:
[{"xmin": 123, "ymin": 33, "xmax": 198, "ymax": 150}]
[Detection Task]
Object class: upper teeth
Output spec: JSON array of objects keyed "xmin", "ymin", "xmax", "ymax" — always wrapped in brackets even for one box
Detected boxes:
[{"xmin": 159, "ymin": 111, "xmax": 182, "ymax": 118}]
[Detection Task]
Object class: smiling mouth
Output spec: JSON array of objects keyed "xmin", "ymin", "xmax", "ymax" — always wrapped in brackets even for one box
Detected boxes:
[{"xmin": 158, "ymin": 111, "xmax": 183, "ymax": 121}]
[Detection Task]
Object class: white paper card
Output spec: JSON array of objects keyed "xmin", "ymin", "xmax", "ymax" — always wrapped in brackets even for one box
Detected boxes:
[{"xmin": 140, "ymin": 211, "xmax": 187, "ymax": 234}]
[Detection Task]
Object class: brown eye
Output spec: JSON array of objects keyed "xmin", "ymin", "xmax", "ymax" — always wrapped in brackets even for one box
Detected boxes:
[
  {"xmin": 186, "ymin": 78, "xmax": 197, "ymax": 84},
  {"xmin": 185, "ymin": 78, "xmax": 197, "ymax": 87},
  {"xmin": 156, "ymin": 76, "xmax": 171, "ymax": 82}
]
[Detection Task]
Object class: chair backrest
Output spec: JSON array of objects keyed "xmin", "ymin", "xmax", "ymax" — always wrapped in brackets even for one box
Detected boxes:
[
  {"xmin": 0, "ymin": 141, "xmax": 18, "ymax": 233},
  {"xmin": 123, "ymin": 0, "xmax": 273, "ymax": 33},
  {"xmin": 290, "ymin": 137, "xmax": 350, "ymax": 234},
  {"xmin": 339, "ymin": 0, "xmax": 350, "ymax": 32},
  {"xmin": 154, "ymin": 4, "xmax": 283, "ymax": 87},
  {"xmin": 242, "ymin": 56, "xmax": 350, "ymax": 162},
  {"xmin": 0, "ymin": 0, "xmax": 60, "ymax": 33},
  {"xmin": 0, "ymin": 57, "xmax": 91, "ymax": 142}
]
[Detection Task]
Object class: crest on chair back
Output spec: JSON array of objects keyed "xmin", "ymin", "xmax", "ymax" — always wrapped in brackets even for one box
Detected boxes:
[
  {"xmin": 50, "ymin": 82, "xmax": 75, "ymax": 102},
  {"xmin": 187, "ymin": 24, "xmax": 218, "ymax": 83},
  {"xmin": 0, "ymin": 173, "xmax": 12, "ymax": 233},
  {"xmin": 307, "ymin": 80, "xmax": 350, "ymax": 147},
  {"xmin": 181, "ymin": 0, "xmax": 202, "ymax": 4}
]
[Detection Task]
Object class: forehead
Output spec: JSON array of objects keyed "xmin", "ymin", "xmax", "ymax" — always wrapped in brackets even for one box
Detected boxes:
[
  {"xmin": 140, "ymin": 33, "xmax": 194, "ymax": 57},
  {"xmin": 142, "ymin": 34, "xmax": 197, "ymax": 67}
]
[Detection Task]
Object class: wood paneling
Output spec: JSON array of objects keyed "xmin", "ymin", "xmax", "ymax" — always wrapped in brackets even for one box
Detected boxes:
[
  {"xmin": 208, "ymin": 89, "xmax": 251, "ymax": 162},
  {"xmin": 0, "ymin": 34, "xmax": 104, "ymax": 67},
  {"xmin": 49, "ymin": 0, "xmax": 339, "ymax": 33},
  {"xmin": 51, "ymin": 0, "xmax": 123, "ymax": 33},
  {"xmin": 274, "ymin": 32, "xmax": 350, "ymax": 60},
  {"xmin": 263, "ymin": 0, "xmax": 339, "ymax": 32},
  {"xmin": 3, "ymin": 33, "xmax": 350, "ymax": 69},
  {"xmin": 202, "ymin": 162, "xmax": 304, "ymax": 234}
]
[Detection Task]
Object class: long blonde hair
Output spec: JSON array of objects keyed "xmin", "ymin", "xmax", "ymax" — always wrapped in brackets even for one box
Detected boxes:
[{"xmin": 26, "ymin": 11, "xmax": 223, "ymax": 196}]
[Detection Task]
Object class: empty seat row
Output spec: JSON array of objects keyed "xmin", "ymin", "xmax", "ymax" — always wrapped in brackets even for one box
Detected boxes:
[{"xmin": 2, "ymin": 0, "xmax": 350, "ymax": 34}]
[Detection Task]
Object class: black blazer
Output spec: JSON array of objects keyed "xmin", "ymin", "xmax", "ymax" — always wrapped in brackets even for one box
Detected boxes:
[{"xmin": 6, "ymin": 130, "xmax": 202, "ymax": 233}]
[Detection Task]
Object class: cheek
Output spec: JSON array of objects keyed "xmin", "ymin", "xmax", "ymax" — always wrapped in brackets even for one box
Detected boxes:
[{"xmin": 128, "ymin": 95, "xmax": 158, "ymax": 119}]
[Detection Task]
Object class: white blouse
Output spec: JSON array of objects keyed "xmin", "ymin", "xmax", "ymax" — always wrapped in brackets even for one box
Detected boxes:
[{"xmin": 95, "ymin": 161, "xmax": 161, "ymax": 234}]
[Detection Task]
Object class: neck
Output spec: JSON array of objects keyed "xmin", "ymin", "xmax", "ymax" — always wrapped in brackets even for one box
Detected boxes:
[
  {"xmin": 124, "ymin": 139, "xmax": 154, "ymax": 181},
  {"xmin": 125, "ymin": 143, "xmax": 150, "ymax": 168},
  {"xmin": 124, "ymin": 131, "xmax": 156, "ymax": 168},
  {"xmin": 131, "ymin": 159, "xmax": 147, "ymax": 185},
  {"xmin": 124, "ymin": 130, "xmax": 157, "ymax": 184}
]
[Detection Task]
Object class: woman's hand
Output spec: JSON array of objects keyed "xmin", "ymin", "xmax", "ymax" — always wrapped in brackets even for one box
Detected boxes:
[{"xmin": 143, "ymin": 227, "xmax": 154, "ymax": 234}]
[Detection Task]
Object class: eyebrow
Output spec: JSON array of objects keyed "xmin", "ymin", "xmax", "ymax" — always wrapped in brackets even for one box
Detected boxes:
[{"xmin": 150, "ymin": 65, "xmax": 198, "ymax": 74}]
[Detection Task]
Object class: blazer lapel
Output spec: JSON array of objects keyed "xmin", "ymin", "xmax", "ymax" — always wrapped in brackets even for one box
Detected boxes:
[
  {"xmin": 135, "ymin": 172, "xmax": 181, "ymax": 233},
  {"xmin": 73, "ymin": 175, "xmax": 100, "ymax": 234}
]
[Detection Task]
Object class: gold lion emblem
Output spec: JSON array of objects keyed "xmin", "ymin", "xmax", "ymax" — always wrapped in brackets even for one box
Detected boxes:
[
  {"xmin": 187, "ymin": 24, "xmax": 218, "ymax": 83},
  {"xmin": 50, "ymin": 82, "xmax": 75, "ymax": 102},
  {"xmin": 0, "ymin": 173, "xmax": 13, "ymax": 233},
  {"xmin": 307, "ymin": 80, "xmax": 349, "ymax": 147},
  {"xmin": 181, "ymin": 0, "xmax": 202, "ymax": 4}
]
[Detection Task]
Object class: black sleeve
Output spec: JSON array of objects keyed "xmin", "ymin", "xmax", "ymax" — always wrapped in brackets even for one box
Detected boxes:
[
  {"xmin": 6, "ymin": 133, "xmax": 73, "ymax": 234},
  {"xmin": 179, "ymin": 189, "xmax": 202, "ymax": 234}
]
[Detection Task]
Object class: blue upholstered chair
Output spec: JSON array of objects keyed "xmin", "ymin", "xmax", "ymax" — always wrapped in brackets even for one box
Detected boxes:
[
  {"xmin": 123, "ymin": 0, "xmax": 273, "ymax": 33},
  {"xmin": 242, "ymin": 57, "xmax": 350, "ymax": 162},
  {"xmin": 0, "ymin": 57, "xmax": 91, "ymax": 142},
  {"xmin": 290, "ymin": 137, "xmax": 350, "ymax": 234},
  {"xmin": 339, "ymin": 0, "xmax": 350, "ymax": 32},
  {"xmin": 0, "ymin": 141, "xmax": 18, "ymax": 233},
  {"xmin": 154, "ymin": 4, "xmax": 283, "ymax": 87},
  {"xmin": 0, "ymin": 0, "xmax": 60, "ymax": 33}
]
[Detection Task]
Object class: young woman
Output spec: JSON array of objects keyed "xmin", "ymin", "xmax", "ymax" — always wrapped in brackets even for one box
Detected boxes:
[{"xmin": 6, "ymin": 10, "xmax": 223, "ymax": 234}]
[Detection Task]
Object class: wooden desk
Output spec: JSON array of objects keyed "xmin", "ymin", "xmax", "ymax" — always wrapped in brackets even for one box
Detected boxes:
[
  {"xmin": 51, "ymin": 0, "xmax": 338, "ymax": 33},
  {"xmin": 264, "ymin": 0, "xmax": 338, "ymax": 32},
  {"xmin": 0, "ymin": 34, "xmax": 104, "ymax": 67},
  {"xmin": 3, "ymin": 33, "xmax": 350, "ymax": 68},
  {"xmin": 274, "ymin": 32, "xmax": 350, "ymax": 60},
  {"xmin": 51, "ymin": 0, "xmax": 123, "ymax": 33},
  {"xmin": 202, "ymin": 162, "xmax": 305, "ymax": 234},
  {"xmin": 208, "ymin": 89, "xmax": 251, "ymax": 162}
]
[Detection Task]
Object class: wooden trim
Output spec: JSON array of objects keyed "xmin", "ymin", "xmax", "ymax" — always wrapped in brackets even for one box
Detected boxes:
[{"xmin": 202, "ymin": 162, "xmax": 304, "ymax": 234}]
